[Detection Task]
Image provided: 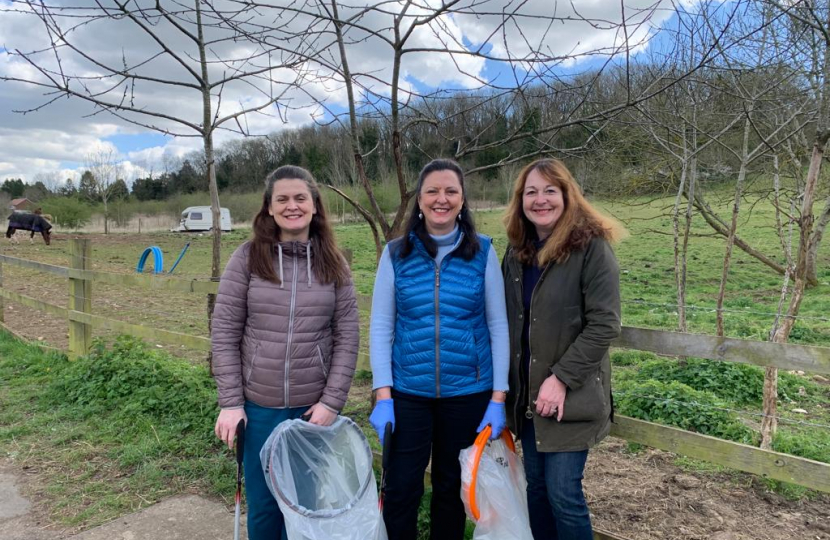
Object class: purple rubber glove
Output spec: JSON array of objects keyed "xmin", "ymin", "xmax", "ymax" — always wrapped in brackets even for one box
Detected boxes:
[
  {"xmin": 369, "ymin": 398, "xmax": 395, "ymax": 445},
  {"xmin": 477, "ymin": 400, "xmax": 506, "ymax": 440}
]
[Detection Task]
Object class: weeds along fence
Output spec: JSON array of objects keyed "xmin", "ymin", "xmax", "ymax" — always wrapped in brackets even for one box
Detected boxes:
[{"xmin": 1, "ymin": 240, "xmax": 829, "ymax": 502}]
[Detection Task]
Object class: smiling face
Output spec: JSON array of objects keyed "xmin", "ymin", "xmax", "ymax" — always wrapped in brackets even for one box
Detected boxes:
[
  {"xmin": 522, "ymin": 168, "xmax": 565, "ymax": 240},
  {"xmin": 268, "ymin": 178, "xmax": 316, "ymax": 241},
  {"xmin": 418, "ymin": 169, "xmax": 464, "ymax": 235}
]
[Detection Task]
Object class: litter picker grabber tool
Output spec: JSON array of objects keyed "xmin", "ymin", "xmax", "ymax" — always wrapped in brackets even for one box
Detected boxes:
[
  {"xmin": 379, "ymin": 422, "xmax": 393, "ymax": 511},
  {"xmin": 234, "ymin": 419, "xmax": 246, "ymax": 540}
]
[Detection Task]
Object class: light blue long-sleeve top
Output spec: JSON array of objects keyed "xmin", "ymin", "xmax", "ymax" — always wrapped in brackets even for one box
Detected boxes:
[{"xmin": 370, "ymin": 225, "xmax": 510, "ymax": 393}]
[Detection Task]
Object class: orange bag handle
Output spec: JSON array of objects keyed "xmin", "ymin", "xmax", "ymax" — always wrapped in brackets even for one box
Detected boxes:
[{"xmin": 467, "ymin": 426, "xmax": 516, "ymax": 521}]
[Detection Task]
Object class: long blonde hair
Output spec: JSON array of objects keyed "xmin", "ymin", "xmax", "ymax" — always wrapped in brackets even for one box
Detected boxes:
[{"xmin": 504, "ymin": 158, "xmax": 626, "ymax": 266}]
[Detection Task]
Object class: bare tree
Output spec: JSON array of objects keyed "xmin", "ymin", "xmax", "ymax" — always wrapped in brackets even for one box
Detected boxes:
[
  {"xmin": 756, "ymin": 0, "xmax": 830, "ymax": 448},
  {"xmin": 85, "ymin": 146, "xmax": 123, "ymax": 234},
  {"xmin": 32, "ymin": 171, "xmax": 64, "ymax": 194},
  {"xmin": 217, "ymin": 0, "xmax": 748, "ymax": 260}
]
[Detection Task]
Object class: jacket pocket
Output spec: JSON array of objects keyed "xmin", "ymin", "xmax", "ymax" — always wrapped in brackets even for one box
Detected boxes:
[
  {"xmin": 315, "ymin": 345, "xmax": 329, "ymax": 378},
  {"xmin": 561, "ymin": 371, "xmax": 606, "ymax": 422},
  {"xmin": 244, "ymin": 342, "xmax": 260, "ymax": 386}
]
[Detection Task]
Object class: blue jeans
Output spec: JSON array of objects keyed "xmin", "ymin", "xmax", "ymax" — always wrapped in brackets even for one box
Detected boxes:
[
  {"xmin": 520, "ymin": 420, "xmax": 592, "ymax": 540},
  {"xmin": 243, "ymin": 401, "xmax": 309, "ymax": 540}
]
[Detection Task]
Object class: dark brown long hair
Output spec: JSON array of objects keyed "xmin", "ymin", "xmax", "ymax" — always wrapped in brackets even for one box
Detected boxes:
[
  {"xmin": 396, "ymin": 159, "xmax": 480, "ymax": 260},
  {"xmin": 504, "ymin": 158, "xmax": 625, "ymax": 266},
  {"xmin": 249, "ymin": 166, "xmax": 350, "ymax": 286}
]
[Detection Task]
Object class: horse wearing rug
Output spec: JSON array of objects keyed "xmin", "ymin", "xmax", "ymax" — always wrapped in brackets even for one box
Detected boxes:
[{"xmin": 7, "ymin": 213, "xmax": 52, "ymax": 245}]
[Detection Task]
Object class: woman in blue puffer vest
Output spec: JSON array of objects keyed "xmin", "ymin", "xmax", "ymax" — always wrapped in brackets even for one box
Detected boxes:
[{"xmin": 368, "ymin": 159, "xmax": 510, "ymax": 540}]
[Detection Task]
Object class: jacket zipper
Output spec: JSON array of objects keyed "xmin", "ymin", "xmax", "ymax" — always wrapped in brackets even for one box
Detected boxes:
[
  {"xmin": 284, "ymin": 243, "xmax": 299, "ymax": 407},
  {"xmin": 429, "ymin": 232, "xmax": 465, "ymax": 399},
  {"xmin": 511, "ymin": 252, "xmax": 526, "ymax": 428},
  {"xmin": 434, "ymin": 262, "xmax": 441, "ymax": 398},
  {"xmin": 316, "ymin": 344, "xmax": 328, "ymax": 377},
  {"xmin": 522, "ymin": 256, "xmax": 552, "ymax": 424}
]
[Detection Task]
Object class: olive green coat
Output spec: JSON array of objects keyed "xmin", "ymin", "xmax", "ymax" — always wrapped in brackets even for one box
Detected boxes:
[{"xmin": 502, "ymin": 237, "xmax": 621, "ymax": 452}]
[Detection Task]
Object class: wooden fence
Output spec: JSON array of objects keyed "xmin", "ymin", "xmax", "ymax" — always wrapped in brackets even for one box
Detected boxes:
[{"xmin": 2, "ymin": 239, "xmax": 829, "ymax": 540}]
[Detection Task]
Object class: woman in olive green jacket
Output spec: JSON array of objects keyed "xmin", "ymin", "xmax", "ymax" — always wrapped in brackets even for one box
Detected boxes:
[{"xmin": 502, "ymin": 158, "xmax": 622, "ymax": 540}]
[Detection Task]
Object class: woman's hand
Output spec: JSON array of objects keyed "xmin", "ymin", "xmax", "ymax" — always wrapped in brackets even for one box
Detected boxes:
[
  {"xmin": 536, "ymin": 374, "xmax": 567, "ymax": 421},
  {"xmin": 477, "ymin": 401, "xmax": 506, "ymax": 440},
  {"xmin": 215, "ymin": 408, "xmax": 247, "ymax": 449},
  {"xmin": 306, "ymin": 402, "xmax": 338, "ymax": 426},
  {"xmin": 369, "ymin": 398, "xmax": 395, "ymax": 445}
]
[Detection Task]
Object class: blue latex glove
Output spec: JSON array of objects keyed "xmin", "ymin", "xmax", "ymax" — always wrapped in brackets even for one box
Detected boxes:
[
  {"xmin": 477, "ymin": 401, "xmax": 506, "ymax": 440},
  {"xmin": 369, "ymin": 398, "xmax": 395, "ymax": 445}
]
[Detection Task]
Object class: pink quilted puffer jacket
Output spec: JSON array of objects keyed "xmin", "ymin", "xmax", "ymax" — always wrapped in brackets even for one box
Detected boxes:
[{"xmin": 211, "ymin": 241, "xmax": 359, "ymax": 411}]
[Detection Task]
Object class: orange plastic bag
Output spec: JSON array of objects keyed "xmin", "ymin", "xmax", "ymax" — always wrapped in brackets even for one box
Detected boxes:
[{"xmin": 459, "ymin": 427, "xmax": 533, "ymax": 540}]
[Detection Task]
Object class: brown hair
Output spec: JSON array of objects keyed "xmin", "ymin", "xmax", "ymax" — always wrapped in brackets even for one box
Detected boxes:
[
  {"xmin": 504, "ymin": 158, "xmax": 626, "ymax": 266},
  {"xmin": 249, "ymin": 165, "xmax": 350, "ymax": 287}
]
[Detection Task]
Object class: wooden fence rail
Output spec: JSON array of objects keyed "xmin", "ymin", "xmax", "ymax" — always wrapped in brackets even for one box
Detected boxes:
[{"xmin": 1, "ymin": 239, "xmax": 829, "ymax": 504}]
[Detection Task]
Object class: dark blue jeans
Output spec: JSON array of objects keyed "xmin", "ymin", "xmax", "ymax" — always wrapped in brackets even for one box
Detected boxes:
[
  {"xmin": 243, "ymin": 401, "xmax": 309, "ymax": 540},
  {"xmin": 520, "ymin": 420, "xmax": 592, "ymax": 540}
]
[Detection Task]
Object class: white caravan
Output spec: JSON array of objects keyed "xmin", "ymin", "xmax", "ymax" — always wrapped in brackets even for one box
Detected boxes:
[{"xmin": 174, "ymin": 206, "xmax": 232, "ymax": 232}]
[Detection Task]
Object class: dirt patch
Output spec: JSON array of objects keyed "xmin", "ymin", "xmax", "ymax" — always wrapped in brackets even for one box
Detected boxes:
[{"xmin": 585, "ymin": 439, "xmax": 829, "ymax": 540}]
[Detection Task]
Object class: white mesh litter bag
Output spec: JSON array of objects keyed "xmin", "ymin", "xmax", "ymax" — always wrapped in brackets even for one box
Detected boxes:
[
  {"xmin": 460, "ymin": 427, "xmax": 533, "ymax": 540},
  {"xmin": 260, "ymin": 416, "xmax": 387, "ymax": 540}
]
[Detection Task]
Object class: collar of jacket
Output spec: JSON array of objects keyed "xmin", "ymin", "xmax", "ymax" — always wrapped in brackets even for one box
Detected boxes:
[
  {"xmin": 274, "ymin": 240, "xmax": 313, "ymax": 289},
  {"xmin": 408, "ymin": 228, "xmax": 465, "ymax": 261}
]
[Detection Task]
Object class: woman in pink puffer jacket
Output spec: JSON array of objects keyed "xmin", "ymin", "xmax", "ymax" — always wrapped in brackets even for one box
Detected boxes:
[{"xmin": 211, "ymin": 165, "xmax": 359, "ymax": 540}]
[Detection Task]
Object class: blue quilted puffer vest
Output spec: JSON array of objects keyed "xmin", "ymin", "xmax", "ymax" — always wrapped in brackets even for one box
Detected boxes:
[{"xmin": 389, "ymin": 231, "xmax": 493, "ymax": 398}]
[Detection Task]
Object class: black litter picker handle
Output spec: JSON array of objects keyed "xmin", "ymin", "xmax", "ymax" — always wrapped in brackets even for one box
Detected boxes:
[
  {"xmin": 236, "ymin": 420, "xmax": 246, "ymax": 468},
  {"xmin": 382, "ymin": 422, "xmax": 393, "ymax": 470}
]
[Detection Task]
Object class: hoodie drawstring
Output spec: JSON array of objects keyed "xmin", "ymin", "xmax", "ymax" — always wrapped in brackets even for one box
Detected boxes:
[
  {"xmin": 277, "ymin": 244, "xmax": 284, "ymax": 289},
  {"xmin": 307, "ymin": 242, "xmax": 312, "ymax": 288}
]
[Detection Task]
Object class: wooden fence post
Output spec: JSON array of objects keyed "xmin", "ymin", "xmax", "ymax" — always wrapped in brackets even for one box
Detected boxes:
[{"xmin": 68, "ymin": 239, "xmax": 92, "ymax": 357}]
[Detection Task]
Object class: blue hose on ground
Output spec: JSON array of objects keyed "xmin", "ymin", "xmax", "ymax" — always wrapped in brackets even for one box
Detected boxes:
[
  {"xmin": 136, "ymin": 246, "xmax": 164, "ymax": 274},
  {"xmin": 167, "ymin": 242, "xmax": 190, "ymax": 274}
]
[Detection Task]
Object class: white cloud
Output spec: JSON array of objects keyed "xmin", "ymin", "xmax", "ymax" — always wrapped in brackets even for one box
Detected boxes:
[{"xmin": 0, "ymin": 0, "xmax": 687, "ymax": 185}]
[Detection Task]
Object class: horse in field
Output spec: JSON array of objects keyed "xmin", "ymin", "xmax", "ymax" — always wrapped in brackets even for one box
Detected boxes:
[{"xmin": 6, "ymin": 212, "xmax": 52, "ymax": 245}]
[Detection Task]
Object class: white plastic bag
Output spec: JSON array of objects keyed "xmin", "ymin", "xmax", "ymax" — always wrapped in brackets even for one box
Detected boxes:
[
  {"xmin": 260, "ymin": 416, "xmax": 387, "ymax": 540},
  {"xmin": 460, "ymin": 427, "xmax": 534, "ymax": 540}
]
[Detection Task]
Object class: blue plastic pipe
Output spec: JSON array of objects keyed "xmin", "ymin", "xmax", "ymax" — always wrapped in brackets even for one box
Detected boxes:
[
  {"xmin": 167, "ymin": 243, "xmax": 190, "ymax": 274},
  {"xmin": 136, "ymin": 246, "xmax": 164, "ymax": 274}
]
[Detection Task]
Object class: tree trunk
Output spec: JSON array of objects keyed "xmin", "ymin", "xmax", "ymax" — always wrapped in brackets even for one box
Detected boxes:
[
  {"xmin": 673, "ymin": 148, "xmax": 689, "ymax": 333},
  {"xmin": 716, "ymin": 116, "xmax": 752, "ymax": 336},
  {"xmin": 760, "ymin": 366, "xmax": 779, "ymax": 449},
  {"xmin": 806, "ymin": 197, "xmax": 829, "ymax": 286},
  {"xmin": 330, "ymin": 0, "xmax": 387, "ymax": 260},
  {"xmin": 679, "ymin": 130, "xmax": 698, "ymax": 335},
  {"xmin": 196, "ymin": 0, "xmax": 220, "ymax": 368},
  {"xmin": 761, "ymin": 132, "xmax": 828, "ymax": 448}
]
